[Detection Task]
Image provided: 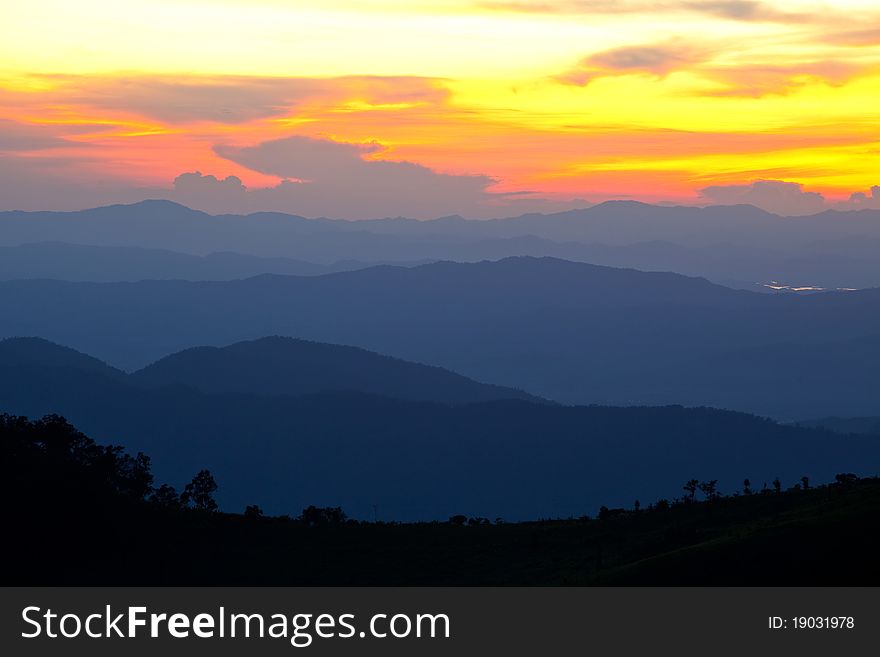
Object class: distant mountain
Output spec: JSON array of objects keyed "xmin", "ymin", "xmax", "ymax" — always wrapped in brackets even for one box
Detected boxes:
[
  {"xmin": 0, "ymin": 242, "xmax": 430, "ymax": 282},
  {"xmin": 0, "ymin": 336, "xmax": 536, "ymax": 405},
  {"xmin": 2, "ymin": 198, "xmax": 878, "ymax": 251},
  {"xmin": 795, "ymin": 416, "xmax": 880, "ymax": 436},
  {"xmin": 130, "ymin": 336, "xmax": 540, "ymax": 404},
  {"xmin": 0, "ymin": 337, "xmax": 124, "ymax": 379},
  {"xmin": 4, "ymin": 200, "xmax": 880, "ymax": 287},
  {"xmin": 1, "ymin": 350, "xmax": 876, "ymax": 520},
  {"xmin": 3, "ymin": 257, "xmax": 880, "ymax": 418}
]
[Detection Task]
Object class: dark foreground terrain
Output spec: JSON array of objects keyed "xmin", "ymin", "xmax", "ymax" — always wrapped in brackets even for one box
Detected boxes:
[{"xmin": 4, "ymin": 413, "xmax": 879, "ymax": 586}]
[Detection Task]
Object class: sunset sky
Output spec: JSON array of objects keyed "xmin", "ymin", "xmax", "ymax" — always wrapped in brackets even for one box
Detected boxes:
[{"xmin": 2, "ymin": 0, "xmax": 879, "ymax": 217}]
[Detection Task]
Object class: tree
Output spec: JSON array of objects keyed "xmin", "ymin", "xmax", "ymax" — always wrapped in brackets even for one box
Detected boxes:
[
  {"xmin": 683, "ymin": 479, "xmax": 699, "ymax": 502},
  {"xmin": 301, "ymin": 505, "xmax": 347, "ymax": 526},
  {"xmin": 149, "ymin": 484, "xmax": 181, "ymax": 509},
  {"xmin": 448, "ymin": 514, "xmax": 467, "ymax": 526},
  {"xmin": 181, "ymin": 469, "xmax": 218, "ymax": 511},
  {"xmin": 633, "ymin": 499, "xmax": 641, "ymax": 512},
  {"xmin": 772, "ymin": 477, "xmax": 782, "ymax": 494},
  {"xmin": 800, "ymin": 476, "xmax": 810, "ymax": 490},
  {"xmin": 698, "ymin": 480, "xmax": 718, "ymax": 500},
  {"xmin": 743, "ymin": 479, "xmax": 752, "ymax": 495},
  {"xmin": 244, "ymin": 504, "xmax": 264, "ymax": 519}
]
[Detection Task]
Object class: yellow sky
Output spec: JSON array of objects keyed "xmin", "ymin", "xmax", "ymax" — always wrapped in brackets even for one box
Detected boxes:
[{"xmin": 1, "ymin": 0, "xmax": 879, "ymax": 215}]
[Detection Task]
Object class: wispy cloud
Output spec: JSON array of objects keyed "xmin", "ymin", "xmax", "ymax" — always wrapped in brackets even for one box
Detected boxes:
[
  {"xmin": 557, "ymin": 41, "xmax": 713, "ymax": 85},
  {"xmin": 19, "ymin": 74, "xmax": 449, "ymax": 125},
  {"xmin": 482, "ymin": 0, "xmax": 815, "ymax": 22}
]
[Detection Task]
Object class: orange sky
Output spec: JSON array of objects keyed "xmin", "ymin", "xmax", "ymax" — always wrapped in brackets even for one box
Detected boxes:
[{"xmin": 1, "ymin": 0, "xmax": 880, "ymax": 217}]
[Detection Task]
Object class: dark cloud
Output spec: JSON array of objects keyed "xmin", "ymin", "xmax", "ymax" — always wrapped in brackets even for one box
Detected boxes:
[
  {"xmin": 841, "ymin": 186, "xmax": 880, "ymax": 210},
  {"xmin": 170, "ymin": 136, "xmax": 496, "ymax": 218},
  {"xmin": 698, "ymin": 180, "xmax": 826, "ymax": 215}
]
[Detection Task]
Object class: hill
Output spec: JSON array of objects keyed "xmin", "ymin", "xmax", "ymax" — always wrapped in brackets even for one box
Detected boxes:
[
  {"xmin": 796, "ymin": 416, "xmax": 880, "ymax": 436},
  {"xmin": 130, "ymin": 336, "xmax": 540, "ymax": 404},
  {"xmin": 0, "ymin": 346, "xmax": 877, "ymax": 519},
  {"xmin": 0, "ymin": 336, "xmax": 535, "ymax": 405},
  {"xmin": 0, "ymin": 337, "xmax": 124, "ymax": 378}
]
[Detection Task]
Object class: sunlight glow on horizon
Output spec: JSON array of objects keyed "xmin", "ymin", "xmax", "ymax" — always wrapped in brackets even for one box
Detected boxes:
[{"xmin": 2, "ymin": 0, "xmax": 880, "ymax": 215}]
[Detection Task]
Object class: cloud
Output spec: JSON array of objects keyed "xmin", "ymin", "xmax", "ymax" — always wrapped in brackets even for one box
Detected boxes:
[
  {"xmin": 557, "ymin": 44, "xmax": 863, "ymax": 94},
  {"xmin": 170, "ymin": 135, "xmax": 496, "ymax": 218},
  {"xmin": 0, "ymin": 119, "xmax": 100, "ymax": 152},
  {"xmin": 682, "ymin": 1, "xmax": 810, "ymax": 23},
  {"xmin": 0, "ymin": 153, "xmax": 148, "ymax": 211},
  {"xmin": 698, "ymin": 180, "xmax": 826, "ymax": 215},
  {"xmin": 840, "ymin": 186, "xmax": 880, "ymax": 210},
  {"xmin": 701, "ymin": 61, "xmax": 863, "ymax": 97},
  {"xmin": 558, "ymin": 42, "xmax": 711, "ymax": 85},
  {"xmin": 27, "ymin": 74, "xmax": 448, "ymax": 124},
  {"xmin": 822, "ymin": 28, "xmax": 880, "ymax": 47},
  {"xmin": 172, "ymin": 171, "xmax": 248, "ymax": 207},
  {"xmin": 482, "ymin": 0, "xmax": 813, "ymax": 22}
]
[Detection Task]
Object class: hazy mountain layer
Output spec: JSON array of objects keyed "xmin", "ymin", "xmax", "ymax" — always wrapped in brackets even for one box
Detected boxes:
[
  {"xmin": 1, "ymin": 345, "xmax": 875, "ymax": 519},
  {"xmin": 2, "ymin": 257, "xmax": 880, "ymax": 418}
]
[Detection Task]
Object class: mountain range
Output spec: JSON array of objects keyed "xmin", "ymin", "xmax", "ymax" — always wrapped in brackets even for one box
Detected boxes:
[
  {"xmin": 1, "ymin": 336, "xmax": 876, "ymax": 520},
  {"xmin": 0, "ymin": 336, "xmax": 537, "ymax": 404},
  {"xmin": 2, "ymin": 257, "xmax": 879, "ymax": 418},
  {"xmin": 4, "ymin": 200, "xmax": 880, "ymax": 288}
]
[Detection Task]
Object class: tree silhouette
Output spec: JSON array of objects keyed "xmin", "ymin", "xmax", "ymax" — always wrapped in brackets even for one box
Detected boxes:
[
  {"xmin": 149, "ymin": 484, "xmax": 181, "ymax": 509},
  {"xmin": 181, "ymin": 469, "xmax": 218, "ymax": 511},
  {"xmin": 244, "ymin": 504, "xmax": 264, "ymax": 519},
  {"xmin": 800, "ymin": 476, "xmax": 810, "ymax": 490},
  {"xmin": 772, "ymin": 477, "xmax": 782, "ymax": 494},
  {"xmin": 301, "ymin": 505, "xmax": 347, "ymax": 526},
  {"xmin": 743, "ymin": 479, "xmax": 752, "ymax": 495},
  {"xmin": 698, "ymin": 480, "xmax": 718, "ymax": 500},
  {"xmin": 683, "ymin": 479, "xmax": 699, "ymax": 502}
]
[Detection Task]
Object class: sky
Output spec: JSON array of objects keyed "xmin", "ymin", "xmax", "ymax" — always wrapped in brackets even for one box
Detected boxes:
[{"xmin": 1, "ymin": 0, "xmax": 880, "ymax": 218}]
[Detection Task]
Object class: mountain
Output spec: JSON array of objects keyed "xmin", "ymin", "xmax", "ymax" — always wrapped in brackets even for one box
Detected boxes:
[
  {"xmin": 0, "ymin": 336, "xmax": 536, "ymax": 405},
  {"xmin": 0, "ymin": 337, "xmax": 124, "ymax": 378},
  {"xmin": 7, "ymin": 238, "xmax": 880, "ymax": 291},
  {"xmin": 10, "ymin": 200, "xmax": 880, "ymax": 254},
  {"xmin": 2, "ymin": 257, "xmax": 880, "ymax": 418},
  {"xmin": 0, "ymin": 242, "xmax": 433, "ymax": 282},
  {"xmin": 796, "ymin": 416, "xmax": 880, "ymax": 436},
  {"xmin": 130, "ymin": 336, "xmax": 540, "ymax": 404},
  {"xmin": 1, "ymin": 348, "xmax": 877, "ymax": 520},
  {"xmin": 5, "ymin": 201, "xmax": 880, "ymax": 288}
]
